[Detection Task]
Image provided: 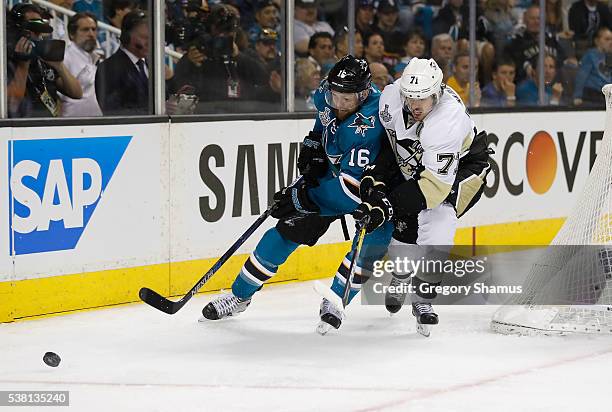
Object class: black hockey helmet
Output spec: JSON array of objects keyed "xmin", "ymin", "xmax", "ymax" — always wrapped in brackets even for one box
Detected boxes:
[{"xmin": 327, "ymin": 55, "xmax": 372, "ymax": 94}]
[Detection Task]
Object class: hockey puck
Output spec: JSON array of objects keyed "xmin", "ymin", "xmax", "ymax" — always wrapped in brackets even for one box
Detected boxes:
[{"xmin": 43, "ymin": 352, "xmax": 61, "ymax": 367}]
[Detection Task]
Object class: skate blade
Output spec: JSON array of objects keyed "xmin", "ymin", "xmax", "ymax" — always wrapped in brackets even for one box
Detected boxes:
[
  {"xmin": 313, "ymin": 281, "xmax": 345, "ymax": 313},
  {"xmin": 416, "ymin": 323, "xmax": 432, "ymax": 337},
  {"xmin": 316, "ymin": 321, "xmax": 333, "ymax": 336}
]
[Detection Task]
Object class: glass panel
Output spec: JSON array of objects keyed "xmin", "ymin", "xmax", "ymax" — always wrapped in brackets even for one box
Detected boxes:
[
  {"xmin": 5, "ymin": 0, "xmax": 154, "ymax": 118},
  {"xmin": 165, "ymin": 1, "xmax": 283, "ymax": 114}
]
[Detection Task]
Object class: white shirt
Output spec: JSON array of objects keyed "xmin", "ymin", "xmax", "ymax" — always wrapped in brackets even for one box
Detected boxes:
[
  {"xmin": 293, "ymin": 19, "xmax": 334, "ymax": 46},
  {"xmin": 120, "ymin": 47, "xmax": 149, "ymax": 78},
  {"xmin": 379, "ymin": 80, "xmax": 475, "ymax": 208},
  {"xmin": 59, "ymin": 41, "xmax": 102, "ymax": 117}
]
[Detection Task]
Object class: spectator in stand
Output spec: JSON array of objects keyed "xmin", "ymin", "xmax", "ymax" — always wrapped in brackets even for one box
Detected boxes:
[
  {"xmin": 412, "ymin": 0, "xmax": 435, "ymax": 40},
  {"xmin": 516, "ymin": 54, "xmax": 564, "ymax": 106},
  {"xmin": 308, "ymin": 31, "xmax": 335, "ymax": 75},
  {"xmin": 546, "ymin": 0, "xmax": 575, "ymax": 61},
  {"xmin": 100, "ymin": 0, "xmax": 136, "ymax": 57},
  {"xmin": 433, "ymin": 0, "xmax": 467, "ymax": 41},
  {"xmin": 356, "ymin": 0, "xmax": 376, "ymax": 38},
  {"xmin": 60, "ymin": 12, "xmax": 102, "ymax": 116},
  {"xmin": 370, "ymin": 62, "xmax": 391, "ymax": 91},
  {"xmin": 434, "ymin": 0, "xmax": 495, "ymax": 85},
  {"xmin": 446, "ymin": 51, "xmax": 481, "ymax": 107},
  {"xmin": 7, "ymin": 3, "xmax": 82, "ymax": 118},
  {"xmin": 363, "ymin": 32, "xmax": 386, "ymax": 66},
  {"xmin": 334, "ymin": 28, "xmax": 364, "ymax": 59},
  {"xmin": 431, "ymin": 33, "xmax": 454, "ymax": 81},
  {"xmin": 372, "ymin": 0, "xmax": 405, "ymax": 57},
  {"xmin": 73, "ymin": 0, "xmax": 104, "ymax": 22},
  {"xmin": 504, "ymin": 5, "xmax": 566, "ymax": 82},
  {"xmin": 259, "ymin": 57, "xmax": 282, "ymax": 105},
  {"xmin": 95, "ymin": 10, "xmax": 149, "ymax": 115},
  {"xmin": 574, "ymin": 27, "xmax": 612, "ymax": 107},
  {"xmin": 481, "ymin": 58, "xmax": 516, "ymax": 107},
  {"xmin": 569, "ymin": 0, "xmax": 612, "ymax": 59},
  {"xmin": 295, "ymin": 57, "xmax": 321, "ymax": 110},
  {"xmin": 48, "ymin": 0, "xmax": 75, "ymax": 40},
  {"xmin": 393, "ymin": 28, "xmax": 426, "ymax": 78},
  {"xmin": 240, "ymin": 28, "xmax": 280, "ymax": 104},
  {"xmin": 247, "ymin": 0, "xmax": 280, "ymax": 49},
  {"xmin": 484, "ymin": 0, "xmax": 517, "ymax": 59},
  {"xmin": 294, "ymin": 0, "xmax": 334, "ymax": 56}
]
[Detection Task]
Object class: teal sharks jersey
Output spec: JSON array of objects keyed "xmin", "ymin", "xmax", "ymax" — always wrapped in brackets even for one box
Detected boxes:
[{"xmin": 307, "ymin": 80, "xmax": 385, "ymax": 216}]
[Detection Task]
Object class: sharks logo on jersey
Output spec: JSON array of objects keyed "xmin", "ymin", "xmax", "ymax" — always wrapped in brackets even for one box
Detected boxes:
[{"xmin": 348, "ymin": 112, "xmax": 376, "ymax": 137}]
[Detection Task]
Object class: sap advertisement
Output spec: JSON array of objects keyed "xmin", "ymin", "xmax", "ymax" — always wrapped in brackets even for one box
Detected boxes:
[{"xmin": 2, "ymin": 124, "xmax": 169, "ymax": 281}]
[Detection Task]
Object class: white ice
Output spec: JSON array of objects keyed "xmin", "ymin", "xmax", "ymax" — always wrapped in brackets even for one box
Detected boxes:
[{"xmin": 2, "ymin": 278, "xmax": 612, "ymax": 412}]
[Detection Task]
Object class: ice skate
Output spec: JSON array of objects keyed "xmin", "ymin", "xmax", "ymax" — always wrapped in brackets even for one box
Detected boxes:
[
  {"xmin": 201, "ymin": 292, "xmax": 251, "ymax": 321},
  {"xmin": 412, "ymin": 302, "xmax": 438, "ymax": 337},
  {"xmin": 316, "ymin": 298, "xmax": 344, "ymax": 335},
  {"xmin": 385, "ymin": 275, "xmax": 409, "ymax": 315}
]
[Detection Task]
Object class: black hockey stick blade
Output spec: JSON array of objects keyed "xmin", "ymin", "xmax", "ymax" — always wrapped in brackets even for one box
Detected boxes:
[
  {"xmin": 139, "ymin": 207, "xmax": 273, "ymax": 315},
  {"xmin": 139, "ymin": 287, "xmax": 183, "ymax": 314}
]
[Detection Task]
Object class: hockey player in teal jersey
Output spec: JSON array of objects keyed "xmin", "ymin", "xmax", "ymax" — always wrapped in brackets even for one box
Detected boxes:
[{"xmin": 201, "ymin": 55, "xmax": 394, "ymax": 330}]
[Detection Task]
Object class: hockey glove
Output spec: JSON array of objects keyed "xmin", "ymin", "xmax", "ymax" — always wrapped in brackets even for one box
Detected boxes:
[
  {"xmin": 271, "ymin": 181, "xmax": 321, "ymax": 220},
  {"xmin": 359, "ymin": 172, "xmax": 386, "ymax": 200},
  {"xmin": 353, "ymin": 191, "xmax": 393, "ymax": 234},
  {"xmin": 298, "ymin": 131, "xmax": 328, "ymax": 182}
]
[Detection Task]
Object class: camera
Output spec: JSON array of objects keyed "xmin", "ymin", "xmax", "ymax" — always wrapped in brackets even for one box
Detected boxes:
[
  {"xmin": 6, "ymin": 7, "xmax": 64, "ymax": 62},
  {"xmin": 166, "ymin": 0, "xmax": 210, "ymax": 49}
]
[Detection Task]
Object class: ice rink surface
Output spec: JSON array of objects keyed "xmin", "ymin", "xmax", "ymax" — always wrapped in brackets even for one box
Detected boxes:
[{"xmin": 3, "ymin": 278, "xmax": 612, "ymax": 412}]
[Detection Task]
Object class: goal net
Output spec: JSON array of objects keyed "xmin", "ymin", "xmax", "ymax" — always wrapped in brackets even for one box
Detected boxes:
[{"xmin": 490, "ymin": 85, "xmax": 612, "ymax": 335}]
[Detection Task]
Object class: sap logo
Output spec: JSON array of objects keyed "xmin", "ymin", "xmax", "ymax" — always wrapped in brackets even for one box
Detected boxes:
[{"xmin": 9, "ymin": 136, "xmax": 131, "ymax": 255}]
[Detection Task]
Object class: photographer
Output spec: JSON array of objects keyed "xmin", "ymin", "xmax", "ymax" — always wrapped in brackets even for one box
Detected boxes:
[
  {"xmin": 6, "ymin": 3, "xmax": 82, "ymax": 118},
  {"xmin": 171, "ymin": 4, "xmax": 251, "ymax": 112}
]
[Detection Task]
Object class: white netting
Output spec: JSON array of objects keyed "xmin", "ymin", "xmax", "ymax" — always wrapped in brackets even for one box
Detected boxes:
[{"xmin": 491, "ymin": 85, "xmax": 612, "ymax": 335}]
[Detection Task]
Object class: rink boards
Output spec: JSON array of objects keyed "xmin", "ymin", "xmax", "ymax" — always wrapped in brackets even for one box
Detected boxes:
[{"xmin": 0, "ymin": 110, "xmax": 605, "ymax": 321}]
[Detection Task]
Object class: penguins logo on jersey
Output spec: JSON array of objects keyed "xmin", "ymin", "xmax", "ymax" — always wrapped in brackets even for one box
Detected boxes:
[
  {"xmin": 380, "ymin": 104, "xmax": 392, "ymax": 123},
  {"xmin": 348, "ymin": 112, "xmax": 376, "ymax": 137},
  {"xmin": 397, "ymin": 138, "xmax": 424, "ymax": 179}
]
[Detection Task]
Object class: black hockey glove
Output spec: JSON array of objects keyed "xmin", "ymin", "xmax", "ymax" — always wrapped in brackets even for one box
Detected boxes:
[
  {"xmin": 353, "ymin": 190, "xmax": 393, "ymax": 234},
  {"xmin": 359, "ymin": 172, "xmax": 386, "ymax": 200},
  {"xmin": 298, "ymin": 131, "xmax": 328, "ymax": 183},
  {"xmin": 271, "ymin": 181, "xmax": 321, "ymax": 220}
]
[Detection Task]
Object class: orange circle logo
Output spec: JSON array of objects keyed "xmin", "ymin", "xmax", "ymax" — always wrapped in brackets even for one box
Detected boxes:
[{"xmin": 526, "ymin": 131, "xmax": 557, "ymax": 194}]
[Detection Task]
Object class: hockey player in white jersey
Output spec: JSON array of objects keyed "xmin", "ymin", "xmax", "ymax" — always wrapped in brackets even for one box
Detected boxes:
[{"xmin": 353, "ymin": 58, "xmax": 491, "ymax": 336}]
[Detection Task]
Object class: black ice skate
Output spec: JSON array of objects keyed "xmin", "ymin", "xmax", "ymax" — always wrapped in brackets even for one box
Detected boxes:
[
  {"xmin": 412, "ymin": 302, "xmax": 438, "ymax": 337},
  {"xmin": 201, "ymin": 293, "xmax": 251, "ymax": 320},
  {"xmin": 385, "ymin": 275, "xmax": 409, "ymax": 315},
  {"xmin": 316, "ymin": 298, "xmax": 344, "ymax": 335}
]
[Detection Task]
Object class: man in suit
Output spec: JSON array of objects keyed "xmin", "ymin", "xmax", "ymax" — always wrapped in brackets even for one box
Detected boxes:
[{"xmin": 95, "ymin": 9, "xmax": 149, "ymax": 115}]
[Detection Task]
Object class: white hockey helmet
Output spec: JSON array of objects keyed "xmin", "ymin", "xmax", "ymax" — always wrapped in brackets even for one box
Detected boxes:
[{"xmin": 399, "ymin": 58, "xmax": 443, "ymax": 102}]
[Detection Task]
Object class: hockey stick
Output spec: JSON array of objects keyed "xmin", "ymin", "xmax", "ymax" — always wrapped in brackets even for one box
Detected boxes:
[
  {"xmin": 313, "ymin": 216, "xmax": 369, "ymax": 310},
  {"xmin": 341, "ymin": 217, "xmax": 369, "ymax": 308},
  {"xmin": 139, "ymin": 207, "xmax": 274, "ymax": 314}
]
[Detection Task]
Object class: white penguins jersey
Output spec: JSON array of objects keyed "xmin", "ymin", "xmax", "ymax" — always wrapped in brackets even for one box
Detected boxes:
[{"xmin": 378, "ymin": 80, "xmax": 476, "ymax": 209}]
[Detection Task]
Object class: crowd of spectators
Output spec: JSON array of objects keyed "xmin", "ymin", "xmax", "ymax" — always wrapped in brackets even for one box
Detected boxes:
[{"xmin": 5, "ymin": 0, "xmax": 612, "ymax": 117}]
